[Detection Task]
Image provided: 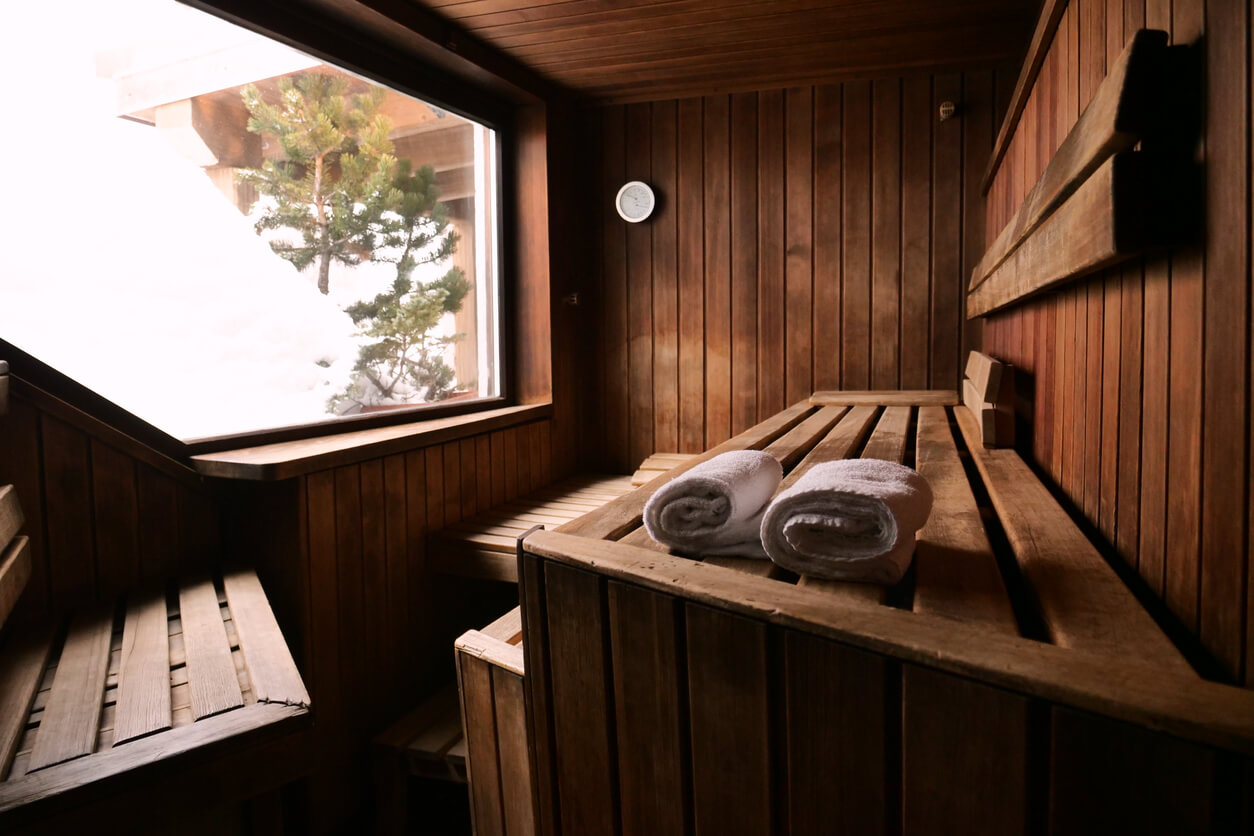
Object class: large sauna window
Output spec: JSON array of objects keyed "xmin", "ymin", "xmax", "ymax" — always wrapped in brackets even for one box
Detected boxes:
[{"xmin": 0, "ymin": 0, "xmax": 502, "ymax": 444}]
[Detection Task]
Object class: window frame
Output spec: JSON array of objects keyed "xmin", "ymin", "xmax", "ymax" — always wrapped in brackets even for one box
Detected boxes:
[{"xmin": 3, "ymin": 0, "xmax": 520, "ymax": 457}]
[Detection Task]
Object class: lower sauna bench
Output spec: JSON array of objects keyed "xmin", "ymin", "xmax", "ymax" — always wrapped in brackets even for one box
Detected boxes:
[
  {"xmin": 373, "ymin": 607, "xmax": 531, "ymax": 836},
  {"xmin": 380, "ymin": 475, "xmax": 631, "ymax": 833},
  {"xmin": 430, "ymin": 473, "xmax": 636, "ymax": 582},
  {"xmin": 454, "ymin": 606, "xmax": 533, "ymax": 836},
  {"xmin": 0, "ymin": 568, "xmax": 312, "ymax": 835},
  {"xmin": 519, "ymin": 391, "xmax": 1254, "ymax": 836}
]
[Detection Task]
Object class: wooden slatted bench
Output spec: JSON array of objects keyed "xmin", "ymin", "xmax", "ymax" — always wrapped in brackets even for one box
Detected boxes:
[
  {"xmin": 374, "ymin": 684, "xmax": 468, "ymax": 788},
  {"xmin": 518, "ymin": 390, "xmax": 1254, "ymax": 834},
  {"xmin": 0, "ymin": 487, "xmax": 311, "ymax": 834},
  {"xmin": 374, "ymin": 607, "xmax": 531, "ymax": 835},
  {"xmin": 430, "ymin": 474, "xmax": 636, "ymax": 582},
  {"xmin": 630, "ymin": 453, "xmax": 697, "ymax": 486},
  {"xmin": 379, "ymin": 476, "xmax": 631, "ymax": 833},
  {"xmin": 454, "ymin": 606, "xmax": 532, "ymax": 836}
]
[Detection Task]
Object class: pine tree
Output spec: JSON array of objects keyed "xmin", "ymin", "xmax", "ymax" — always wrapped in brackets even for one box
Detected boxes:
[
  {"xmin": 238, "ymin": 72, "xmax": 472, "ymax": 411},
  {"xmin": 238, "ymin": 73, "xmax": 395, "ymax": 295},
  {"xmin": 330, "ymin": 161, "xmax": 472, "ymax": 410}
]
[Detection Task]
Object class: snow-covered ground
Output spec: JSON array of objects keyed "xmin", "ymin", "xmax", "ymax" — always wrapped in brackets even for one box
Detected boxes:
[{"xmin": 0, "ymin": 0, "xmax": 464, "ymax": 440}]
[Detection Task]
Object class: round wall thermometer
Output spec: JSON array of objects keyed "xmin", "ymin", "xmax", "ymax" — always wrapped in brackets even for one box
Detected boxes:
[{"xmin": 615, "ymin": 180, "xmax": 656, "ymax": 223}]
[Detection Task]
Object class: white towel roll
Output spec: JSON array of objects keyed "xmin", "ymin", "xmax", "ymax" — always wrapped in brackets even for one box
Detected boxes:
[
  {"xmin": 761, "ymin": 459, "xmax": 933, "ymax": 584},
  {"xmin": 643, "ymin": 450, "xmax": 782, "ymax": 558}
]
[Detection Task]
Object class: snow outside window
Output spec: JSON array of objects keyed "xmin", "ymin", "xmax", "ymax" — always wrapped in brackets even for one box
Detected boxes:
[{"xmin": 1, "ymin": 0, "xmax": 502, "ymax": 442}]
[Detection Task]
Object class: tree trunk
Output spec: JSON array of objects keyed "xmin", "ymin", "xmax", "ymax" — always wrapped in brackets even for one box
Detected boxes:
[
  {"xmin": 317, "ymin": 252, "xmax": 331, "ymax": 295},
  {"xmin": 315, "ymin": 152, "xmax": 330, "ymax": 295}
]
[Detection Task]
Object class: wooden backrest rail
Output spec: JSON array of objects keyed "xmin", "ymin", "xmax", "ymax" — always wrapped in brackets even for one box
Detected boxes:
[
  {"xmin": 967, "ymin": 29, "xmax": 1170, "ymax": 317},
  {"xmin": 971, "ymin": 28, "xmax": 1168, "ymax": 293}
]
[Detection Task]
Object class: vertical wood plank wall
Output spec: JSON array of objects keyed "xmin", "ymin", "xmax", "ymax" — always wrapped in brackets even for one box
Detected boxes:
[
  {"xmin": 586, "ymin": 70, "xmax": 1011, "ymax": 473},
  {"xmin": 0, "ymin": 383, "xmax": 221, "ymax": 625},
  {"xmin": 228, "ymin": 416, "xmax": 563, "ymax": 826},
  {"xmin": 981, "ymin": 0, "xmax": 1253, "ymax": 684}
]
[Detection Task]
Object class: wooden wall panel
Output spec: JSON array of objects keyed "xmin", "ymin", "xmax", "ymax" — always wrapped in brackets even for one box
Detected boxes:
[
  {"xmin": 588, "ymin": 69, "xmax": 1005, "ymax": 472},
  {"xmin": 982, "ymin": 0, "xmax": 1253, "ymax": 683},
  {"xmin": 227, "ymin": 415, "xmax": 564, "ymax": 828}
]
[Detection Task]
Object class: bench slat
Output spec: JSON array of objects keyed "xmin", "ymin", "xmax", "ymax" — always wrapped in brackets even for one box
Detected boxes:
[
  {"xmin": 811, "ymin": 390, "xmax": 958, "ymax": 406},
  {"xmin": 762, "ymin": 406, "xmax": 849, "ymax": 469},
  {"xmin": 797, "ymin": 406, "xmax": 910, "ymax": 605},
  {"xmin": 557, "ymin": 400, "xmax": 815, "ymax": 540},
  {"xmin": 0, "ymin": 536, "xmax": 31, "ymax": 632},
  {"xmin": 954, "ymin": 407, "xmax": 1191, "ymax": 673},
  {"xmin": 912, "ymin": 407, "xmax": 1018, "ymax": 633},
  {"xmin": 860, "ymin": 405, "xmax": 911, "ymax": 463},
  {"xmin": 407, "ymin": 694, "xmax": 465, "ymax": 765},
  {"xmin": 502, "ymin": 503, "xmax": 583, "ymax": 520},
  {"xmin": 779, "ymin": 405, "xmax": 879, "ymax": 490},
  {"xmin": 113, "ymin": 591, "xmax": 172, "ymax": 745},
  {"xmin": 223, "ymin": 570, "xmax": 310, "ymax": 708},
  {"xmin": 29, "ymin": 604, "xmax": 114, "ymax": 771},
  {"xmin": 179, "ymin": 577, "xmax": 244, "ymax": 720},
  {"xmin": 0, "ymin": 631, "xmax": 54, "ymax": 778}
]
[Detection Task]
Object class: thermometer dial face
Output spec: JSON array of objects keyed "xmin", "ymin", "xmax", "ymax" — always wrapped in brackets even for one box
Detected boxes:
[{"xmin": 615, "ymin": 181, "xmax": 655, "ymax": 223}]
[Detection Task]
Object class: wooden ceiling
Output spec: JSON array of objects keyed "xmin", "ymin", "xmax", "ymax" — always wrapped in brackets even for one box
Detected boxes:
[{"xmin": 408, "ymin": 0, "xmax": 1040, "ymax": 102}]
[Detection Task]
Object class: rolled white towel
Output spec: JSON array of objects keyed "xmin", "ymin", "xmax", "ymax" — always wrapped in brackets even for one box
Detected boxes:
[
  {"xmin": 761, "ymin": 459, "xmax": 934, "ymax": 584},
  {"xmin": 643, "ymin": 450, "xmax": 783, "ymax": 558}
]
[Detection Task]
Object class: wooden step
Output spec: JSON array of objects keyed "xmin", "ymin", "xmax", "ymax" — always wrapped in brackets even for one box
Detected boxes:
[{"xmin": 374, "ymin": 685, "xmax": 466, "ymax": 784}]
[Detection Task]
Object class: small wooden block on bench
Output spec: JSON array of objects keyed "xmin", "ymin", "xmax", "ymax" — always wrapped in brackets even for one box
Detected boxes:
[
  {"xmin": 431, "ymin": 475, "xmax": 636, "ymax": 583},
  {"xmin": 962, "ymin": 351, "xmax": 1015, "ymax": 448}
]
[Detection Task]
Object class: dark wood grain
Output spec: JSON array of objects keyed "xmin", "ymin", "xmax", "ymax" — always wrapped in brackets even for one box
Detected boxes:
[
  {"xmin": 653, "ymin": 100, "xmax": 680, "ymax": 458},
  {"xmin": 902, "ymin": 666, "xmax": 1032, "ymax": 835},
  {"xmin": 1049, "ymin": 707, "xmax": 1215, "ymax": 835},
  {"xmin": 731, "ymin": 91, "xmax": 759, "ymax": 434},
  {"xmin": 842, "ymin": 81, "xmax": 873, "ymax": 389},
  {"xmin": 703, "ymin": 94, "xmax": 732, "ymax": 449},
  {"xmin": 686, "ymin": 603, "xmax": 772, "ymax": 834},
  {"xmin": 785, "ymin": 86, "xmax": 814, "ymax": 405},
  {"xmin": 784, "ymin": 631, "xmax": 888, "ymax": 834},
  {"xmin": 543, "ymin": 563, "xmax": 616, "ymax": 836},
  {"xmin": 871, "ymin": 78, "xmax": 902, "ymax": 388},
  {"xmin": 608, "ymin": 583, "xmax": 688, "ymax": 836},
  {"xmin": 678, "ymin": 96, "xmax": 706, "ymax": 454},
  {"xmin": 813, "ymin": 84, "xmax": 842, "ymax": 391},
  {"xmin": 758, "ymin": 89, "xmax": 787, "ymax": 419}
]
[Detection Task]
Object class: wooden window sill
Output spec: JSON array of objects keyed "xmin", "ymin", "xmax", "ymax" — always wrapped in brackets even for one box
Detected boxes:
[{"xmin": 191, "ymin": 403, "xmax": 552, "ymax": 481}]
